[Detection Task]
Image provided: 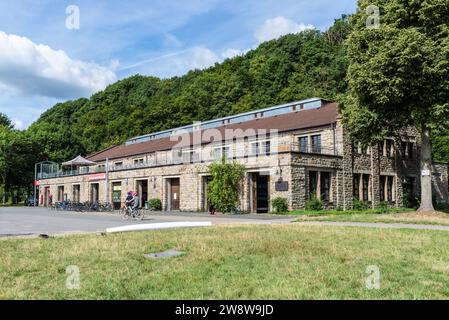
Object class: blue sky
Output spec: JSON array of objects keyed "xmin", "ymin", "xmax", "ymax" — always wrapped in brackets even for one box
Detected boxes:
[{"xmin": 0, "ymin": 0, "xmax": 357, "ymax": 129}]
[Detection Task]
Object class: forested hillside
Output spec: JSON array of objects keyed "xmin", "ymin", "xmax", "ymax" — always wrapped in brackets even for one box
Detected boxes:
[{"xmin": 28, "ymin": 18, "xmax": 351, "ymax": 163}]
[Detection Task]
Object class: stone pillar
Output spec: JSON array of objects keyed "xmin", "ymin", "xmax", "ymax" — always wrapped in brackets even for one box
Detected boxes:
[
  {"xmin": 341, "ymin": 128, "xmax": 354, "ymax": 210},
  {"xmin": 370, "ymin": 143, "xmax": 380, "ymax": 208},
  {"xmin": 291, "ymin": 165, "xmax": 306, "ymax": 210}
]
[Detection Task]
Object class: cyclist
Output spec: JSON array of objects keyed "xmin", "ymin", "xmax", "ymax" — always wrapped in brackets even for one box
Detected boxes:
[
  {"xmin": 131, "ymin": 191, "xmax": 139, "ymax": 217},
  {"xmin": 125, "ymin": 191, "xmax": 133, "ymax": 208}
]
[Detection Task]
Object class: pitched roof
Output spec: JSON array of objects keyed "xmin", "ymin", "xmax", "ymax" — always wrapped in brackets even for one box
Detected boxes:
[
  {"xmin": 62, "ymin": 155, "xmax": 97, "ymax": 166},
  {"xmin": 88, "ymin": 101, "xmax": 339, "ymax": 162}
]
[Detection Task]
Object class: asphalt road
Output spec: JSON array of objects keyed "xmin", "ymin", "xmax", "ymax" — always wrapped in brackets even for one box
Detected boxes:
[{"xmin": 0, "ymin": 207, "xmax": 294, "ymax": 237}]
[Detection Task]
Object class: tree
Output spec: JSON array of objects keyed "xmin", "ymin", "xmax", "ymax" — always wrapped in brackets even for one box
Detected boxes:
[
  {"xmin": 0, "ymin": 126, "xmax": 38, "ymax": 203},
  {"xmin": 341, "ymin": 0, "xmax": 449, "ymax": 212},
  {"xmin": 0, "ymin": 113, "xmax": 13, "ymax": 129},
  {"xmin": 207, "ymin": 160, "xmax": 246, "ymax": 213}
]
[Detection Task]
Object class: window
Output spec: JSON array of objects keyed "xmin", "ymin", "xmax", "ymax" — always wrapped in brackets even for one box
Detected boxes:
[
  {"xmin": 353, "ymin": 174, "xmax": 371, "ymax": 201},
  {"xmin": 133, "ymin": 158, "xmax": 144, "ymax": 166},
  {"xmin": 385, "ymin": 139, "xmax": 394, "ymax": 157},
  {"xmin": 114, "ymin": 162, "xmax": 123, "ymax": 168},
  {"xmin": 172, "ymin": 149, "xmax": 183, "ymax": 164},
  {"xmin": 362, "ymin": 174, "xmax": 370, "ymax": 201},
  {"xmin": 299, "ymin": 137, "xmax": 308, "ymax": 152},
  {"xmin": 401, "ymin": 141, "xmax": 414, "ymax": 159},
  {"xmin": 213, "ymin": 146, "xmax": 230, "ymax": 161},
  {"xmin": 353, "ymin": 175, "xmax": 360, "ymax": 200},
  {"xmin": 251, "ymin": 140, "xmax": 271, "ymax": 156},
  {"xmin": 182, "ymin": 150, "xmax": 199, "ymax": 163},
  {"xmin": 387, "ymin": 177, "xmax": 393, "ymax": 202},
  {"xmin": 309, "ymin": 171, "xmax": 318, "ymax": 198},
  {"xmin": 311, "ymin": 135, "xmax": 321, "ymax": 153},
  {"xmin": 320, "ymin": 172, "xmax": 331, "ymax": 202},
  {"xmin": 380, "ymin": 176, "xmax": 386, "ymax": 202},
  {"xmin": 309, "ymin": 171, "xmax": 332, "ymax": 202},
  {"xmin": 355, "ymin": 142, "xmax": 369, "ymax": 155}
]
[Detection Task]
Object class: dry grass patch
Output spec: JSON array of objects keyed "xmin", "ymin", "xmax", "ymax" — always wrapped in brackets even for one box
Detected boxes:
[{"xmin": 296, "ymin": 211, "xmax": 449, "ymax": 226}]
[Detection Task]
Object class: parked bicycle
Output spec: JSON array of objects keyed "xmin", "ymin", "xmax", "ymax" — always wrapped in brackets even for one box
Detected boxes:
[{"xmin": 52, "ymin": 201, "xmax": 113, "ymax": 213}]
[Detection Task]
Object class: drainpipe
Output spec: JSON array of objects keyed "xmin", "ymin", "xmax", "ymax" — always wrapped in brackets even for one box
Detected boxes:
[
  {"xmin": 105, "ymin": 158, "xmax": 110, "ymax": 204},
  {"xmin": 34, "ymin": 163, "xmax": 37, "ymax": 207},
  {"xmin": 333, "ymin": 123, "xmax": 337, "ymax": 155}
]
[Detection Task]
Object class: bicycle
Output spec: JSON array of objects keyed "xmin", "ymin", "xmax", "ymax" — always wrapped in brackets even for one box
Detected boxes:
[{"xmin": 121, "ymin": 206, "xmax": 144, "ymax": 221}]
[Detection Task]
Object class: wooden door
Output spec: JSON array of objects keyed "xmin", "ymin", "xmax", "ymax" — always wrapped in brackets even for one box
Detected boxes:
[{"xmin": 170, "ymin": 179, "xmax": 180, "ymax": 210}]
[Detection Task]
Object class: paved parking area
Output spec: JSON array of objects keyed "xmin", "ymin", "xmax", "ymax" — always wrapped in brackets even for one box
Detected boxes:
[{"xmin": 0, "ymin": 207, "xmax": 294, "ymax": 237}]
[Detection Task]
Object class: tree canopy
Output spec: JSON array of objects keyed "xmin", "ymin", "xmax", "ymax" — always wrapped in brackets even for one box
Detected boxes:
[{"xmin": 340, "ymin": 0, "xmax": 449, "ymax": 211}]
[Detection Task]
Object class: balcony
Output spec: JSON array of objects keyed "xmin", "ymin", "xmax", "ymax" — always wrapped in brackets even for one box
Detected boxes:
[{"xmin": 37, "ymin": 141, "xmax": 339, "ymax": 180}]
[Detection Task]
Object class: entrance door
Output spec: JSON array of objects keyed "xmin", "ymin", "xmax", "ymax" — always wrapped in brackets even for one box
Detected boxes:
[
  {"xmin": 111, "ymin": 182, "xmax": 122, "ymax": 210},
  {"xmin": 90, "ymin": 183, "xmax": 99, "ymax": 203},
  {"xmin": 170, "ymin": 178, "xmax": 180, "ymax": 211},
  {"xmin": 202, "ymin": 176, "xmax": 212, "ymax": 211},
  {"xmin": 256, "ymin": 175, "xmax": 269, "ymax": 213},
  {"xmin": 136, "ymin": 180, "xmax": 148, "ymax": 208},
  {"xmin": 44, "ymin": 187, "xmax": 50, "ymax": 207},
  {"xmin": 403, "ymin": 177, "xmax": 417, "ymax": 208}
]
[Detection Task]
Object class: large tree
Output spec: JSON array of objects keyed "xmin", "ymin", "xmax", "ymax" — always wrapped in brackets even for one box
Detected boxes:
[{"xmin": 341, "ymin": 0, "xmax": 449, "ymax": 211}]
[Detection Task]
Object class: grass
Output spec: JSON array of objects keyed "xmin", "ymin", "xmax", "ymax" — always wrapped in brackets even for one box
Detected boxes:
[
  {"xmin": 296, "ymin": 211, "xmax": 449, "ymax": 226},
  {"xmin": 2, "ymin": 224, "xmax": 449, "ymax": 299},
  {"xmin": 288, "ymin": 207, "xmax": 413, "ymax": 216}
]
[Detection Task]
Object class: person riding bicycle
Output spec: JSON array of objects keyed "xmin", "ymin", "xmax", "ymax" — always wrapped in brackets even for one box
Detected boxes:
[
  {"xmin": 131, "ymin": 191, "xmax": 139, "ymax": 216},
  {"xmin": 125, "ymin": 191, "xmax": 133, "ymax": 209}
]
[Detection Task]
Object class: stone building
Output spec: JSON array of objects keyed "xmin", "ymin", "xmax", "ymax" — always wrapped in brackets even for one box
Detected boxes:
[{"xmin": 37, "ymin": 98, "xmax": 448, "ymax": 212}]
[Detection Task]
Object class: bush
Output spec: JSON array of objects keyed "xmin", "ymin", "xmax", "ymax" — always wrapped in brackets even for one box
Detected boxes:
[
  {"xmin": 207, "ymin": 161, "xmax": 246, "ymax": 213},
  {"xmin": 272, "ymin": 197, "xmax": 288, "ymax": 214},
  {"xmin": 148, "ymin": 198, "xmax": 162, "ymax": 211},
  {"xmin": 305, "ymin": 194, "xmax": 323, "ymax": 211},
  {"xmin": 376, "ymin": 201, "xmax": 389, "ymax": 213},
  {"xmin": 353, "ymin": 199, "xmax": 369, "ymax": 211}
]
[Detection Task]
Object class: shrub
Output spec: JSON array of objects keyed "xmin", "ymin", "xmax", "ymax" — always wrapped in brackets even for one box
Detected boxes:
[
  {"xmin": 377, "ymin": 201, "xmax": 389, "ymax": 213},
  {"xmin": 148, "ymin": 198, "xmax": 162, "ymax": 211},
  {"xmin": 305, "ymin": 194, "xmax": 323, "ymax": 211},
  {"xmin": 353, "ymin": 199, "xmax": 369, "ymax": 211},
  {"xmin": 272, "ymin": 197, "xmax": 288, "ymax": 214},
  {"xmin": 207, "ymin": 161, "xmax": 246, "ymax": 213}
]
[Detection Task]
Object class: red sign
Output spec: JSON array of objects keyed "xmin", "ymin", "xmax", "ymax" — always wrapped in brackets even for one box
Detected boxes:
[
  {"xmin": 34, "ymin": 180, "xmax": 40, "ymax": 186},
  {"xmin": 88, "ymin": 173, "xmax": 106, "ymax": 181}
]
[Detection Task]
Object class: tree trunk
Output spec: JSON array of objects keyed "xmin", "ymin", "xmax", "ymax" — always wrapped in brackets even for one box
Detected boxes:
[{"xmin": 418, "ymin": 125, "xmax": 435, "ymax": 212}]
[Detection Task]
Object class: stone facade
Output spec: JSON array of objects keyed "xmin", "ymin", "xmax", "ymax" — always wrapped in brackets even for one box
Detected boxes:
[{"xmin": 38, "ymin": 117, "xmax": 448, "ymax": 212}]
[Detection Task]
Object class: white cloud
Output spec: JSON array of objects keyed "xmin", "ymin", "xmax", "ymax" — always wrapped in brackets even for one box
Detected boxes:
[
  {"xmin": 190, "ymin": 47, "xmax": 219, "ymax": 70},
  {"xmin": 128, "ymin": 47, "xmax": 219, "ymax": 78},
  {"xmin": 0, "ymin": 31, "xmax": 117, "ymax": 99},
  {"xmin": 254, "ymin": 16, "xmax": 314, "ymax": 43},
  {"xmin": 221, "ymin": 48, "xmax": 243, "ymax": 59},
  {"xmin": 109, "ymin": 59, "xmax": 121, "ymax": 71},
  {"xmin": 12, "ymin": 118, "xmax": 24, "ymax": 130}
]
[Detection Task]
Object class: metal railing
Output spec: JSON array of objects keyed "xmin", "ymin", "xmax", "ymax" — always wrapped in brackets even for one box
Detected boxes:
[{"xmin": 37, "ymin": 141, "xmax": 340, "ymax": 179}]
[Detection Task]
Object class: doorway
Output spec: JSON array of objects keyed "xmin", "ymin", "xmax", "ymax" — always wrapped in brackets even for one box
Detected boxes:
[
  {"xmin": 44, "ymin": 187, "xmax": 51, "ymax": 207},
  {"xmin": 249, "ymin": 172, "xmax": 270, "ymax": 213},
  {"xmin": 90, "ymin": 183, "xmax": 99, "ymax": 203},
  {"xmin": 168, "ymin": 178, "xmax": 180, "ymax": 211},
  {"xmin": 202, "ymin": 176, "xmax": 212, "ymax": 212},
  {"xmin": 136, "ymin": 179, "xmax": 148, "ymax": 208},
  {"xmin": 403, "ymin": 177, "xmax": 417, "ymax": 208},
  {"xmin": 72, "ymin": 185, "xmax": 80, "ymax": 203},
  {"xmin": 111, "ymin": 182, "xmax": 122, "ymax": 210}
]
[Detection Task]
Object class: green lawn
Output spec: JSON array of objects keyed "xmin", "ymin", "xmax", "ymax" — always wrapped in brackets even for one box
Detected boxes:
[{"xmin": 1, "ymin": 224, "xmax": 449, "ymax": 299}]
